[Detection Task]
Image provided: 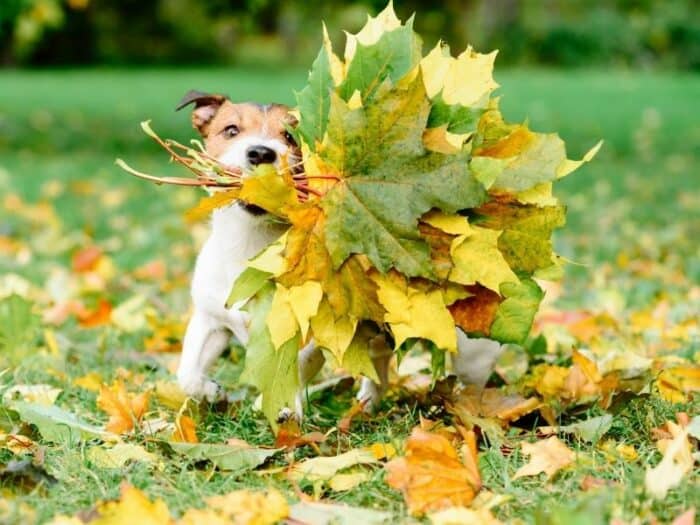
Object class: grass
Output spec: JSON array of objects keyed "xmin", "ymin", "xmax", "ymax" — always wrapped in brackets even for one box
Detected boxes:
[{"xmin": 0, "ymin": 67, "xmax": 698, "ymax": 524}]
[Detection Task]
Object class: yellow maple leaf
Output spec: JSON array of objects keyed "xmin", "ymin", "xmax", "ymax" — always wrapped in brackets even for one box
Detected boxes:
[
  {"xmin": 373, "ymin": 272, "xmax": 457, "ymax": 352},
  {"xmin": 309, "ymin": 299, "xmax": 358, "ymax": 362},
  {"xmin": 449, "ymin": 226, "xmax": 519, "ymax": 293},
  {"xmin": 513, "ymin": 436, "xmax": 575, "ymax": 479},
  {"xmin": 179, "ymin": 489, "xmax": 288, "ymax": 525},
  {"xmin": 96, "ymin": 381, "xmax": 149, "ymax": 434},
  {"xmin": 184, "ymin": 190, "xmax": 239, "ymax": 223},
  {"xmin": 421, "ymin": 42, "xmax": 499, "ymax": 107},
  {"xmin": 344, "ymin": 1, "xmax": 401, "ymax": 62},
  {"xmin": 93, "ymin": 485, "xmax": 170, "ymax": 525}
]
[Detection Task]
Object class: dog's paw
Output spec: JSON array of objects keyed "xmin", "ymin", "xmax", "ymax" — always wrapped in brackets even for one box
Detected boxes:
[
  {"xmin": 178, "ymin": 374, "xmax": 226, "ymax": 403},
  {"xmin": 356, "ymin": 378, "xmax": 382, "ymax": 414},
  {"xmin": 276, "ymin": 406, "xmax": 300, "ymax": 425}
]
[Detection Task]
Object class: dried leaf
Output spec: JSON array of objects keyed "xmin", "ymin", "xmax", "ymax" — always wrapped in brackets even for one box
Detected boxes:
[
  {"xmin": 513, "ymin": 436, "xmax": 575, "ymax": 479},
  {"xmin": 96, "ymin": 381, "xmax": 150, "ymax": 434},
  {"xmin": 385, "ymin": 428, "xmax": 481, "ymax": 515}
]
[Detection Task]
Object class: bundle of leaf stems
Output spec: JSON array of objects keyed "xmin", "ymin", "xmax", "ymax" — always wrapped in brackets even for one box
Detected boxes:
[{"xmin": 116, "ymin": 121, "xmax": 334, "ymax": 203}]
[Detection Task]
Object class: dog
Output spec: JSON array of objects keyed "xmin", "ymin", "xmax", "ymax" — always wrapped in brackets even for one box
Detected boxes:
[{"xmin": 174, "ymin": 90, "xmax": 505, "ymax": 420}]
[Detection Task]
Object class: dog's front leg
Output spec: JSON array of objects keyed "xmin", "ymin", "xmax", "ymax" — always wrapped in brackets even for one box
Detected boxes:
[
  {"xmin": 285, "ymin": 342, "xmax": 325, "ymax": 422},
  {"xmin": 357, "ymin": 333, "xmax": 393, "ymax": 412},
  {"xmin": 177, "ymin": 310, "xmax": 230, "ymax": 402},
  {"xmin": 451, "ymin": 330, "xmax": 504, "ymax": 390}
]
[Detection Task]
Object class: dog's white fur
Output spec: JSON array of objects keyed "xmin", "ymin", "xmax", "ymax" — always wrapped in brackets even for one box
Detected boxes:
[{"xmin": 176, "ymin": 107, "xmax": 505, "ymax": 417}]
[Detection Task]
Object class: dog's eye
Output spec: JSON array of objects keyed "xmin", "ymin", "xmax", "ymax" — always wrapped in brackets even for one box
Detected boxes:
[
  {"xmin": 283, "ymin": 130, "xmax": 297, "ymax": 147},
  {"xmin": 223, "ymin": 125, "xmax": 239, "ymax": 138}
]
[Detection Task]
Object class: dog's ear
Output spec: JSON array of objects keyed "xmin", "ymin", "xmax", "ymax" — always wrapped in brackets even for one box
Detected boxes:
[{"xmin": 176, "ymin": 90, "xmax": 227, "ymax": 136}]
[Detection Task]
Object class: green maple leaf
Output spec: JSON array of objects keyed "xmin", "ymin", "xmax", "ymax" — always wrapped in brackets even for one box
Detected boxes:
[
  {"xmin": 240, "ymin": 284, "xmax": 300, "ymax": 431},
  {"xmin": 320, "ymin": 73, "xmax": 486, "ymax": 278},
  {"xmin": 427, "ymin": 93, "xmax": 484, "ymax": 134},
  {"xmin": 296, "ymin": 42, "xmax": 334, "ymax": 148},
  {"xmin": 476, "ymin": 201, "xmax": 566, "ymax": 272},
  {"xmin": 338, "ymin": 20, "xmax": 422, "ymax": 102},
  {"xmin": 490, "ymin": 279, "xmax": 544, "ymax": 344}
]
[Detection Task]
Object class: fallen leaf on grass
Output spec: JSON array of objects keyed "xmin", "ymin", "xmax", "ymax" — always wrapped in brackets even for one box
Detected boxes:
[
  {"xmin": 645, "ymin": 421, "xmax": 694, "ymax": 500},
  {"xmin": 328, "ymin": 471, "xmax": 371, "ymax": 491},
  {"xmin": 0, "ymin": 432, "xmax": 37, "ymax": 455},
  {"xmin": 96, "ymin": 381, "xmax": 149, "ymax": 434},
  {"xmin": 289, "ymin": 448, "xmax": 378, "ymax": 483},
  {"xmin": 180, "ymin": 489, "xmax": 288, "ymax": 525},
  {"xmin": 3, "ymin": 384, "xmax": 62, "ymax": 406},
  {"xmin": 513, "ymin": 436, "xmax": 575, "ymax": 479},
  {"xmin": 385, "ymin": 428, "xmax": 481, "ymax": 515},
  {"xmin": 73, "ymin": 372, "xmax": 103, "ymax": 392},
  {"xmin": 93, "ymin": 485, "xmax": 170, "ymax": 525},
  {"xmin": 428, "ymin": 507, "xmax": 503, "ymax": 525},
  {"xmin": 656, "ymin": 366, "xmax": 700, "ymax": 403},
  {"xmin": 71, "ymin": 246, "xmax": 103, "ymax": 273},
  {"xmin": 538, "ymin": 414, "xmax": 614, "ymax": 443},
  {"xmin": 76, "ymin": 299, "xmax": 113, "ymax": 328},
  {"xmin": 289, "ymin": 501, "xmax": 392, "ymax": 525},
  {"xmin": 168, "ymin": 442, "xmax": 279, "ymax": 473},
  {"xmin": 10, "ymin": 401, "xmax": 113, "ymax": 444},
  {"xmin": 172, "ymin": 414, "xmax": 198, "ymax": 443},
  {"xmin": 448, "ymin": 385, "xmax": 540, "ymax": 423},
  {"xmin": 87, "ymin": 443, "xmax": 157, "ymax": 468}
]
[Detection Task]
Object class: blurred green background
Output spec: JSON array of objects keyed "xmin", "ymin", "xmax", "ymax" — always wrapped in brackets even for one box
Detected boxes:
[{"xmin": 0, "ymin": 0, "xmax": 699, "ymax": 287}]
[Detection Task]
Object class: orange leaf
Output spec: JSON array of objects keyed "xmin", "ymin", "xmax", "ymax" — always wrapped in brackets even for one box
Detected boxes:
[
  {"xmin": 172, "ymin": 414, "xmax": 198, "ymax": 443},
  {"xmin": 448, "ymin": 285, "xmax": 501, "ymax": 335},
  {"xmin": 72, "ymin": 245, "xmax": 103, "ymax": 273},
  {"xmin": 77, "ymin": 299, "xmax": 113, "ymax": 328},
  {"xmin": 385, "ymin": 428, "xmax": 481, "ymax": 516},
  {"xmin": 184, "ymin": 190, "xmax": 240, "ymax": 223},
  {"xmin": 97, "ymin": 381, "xmax": 149, "ymax": 434}
]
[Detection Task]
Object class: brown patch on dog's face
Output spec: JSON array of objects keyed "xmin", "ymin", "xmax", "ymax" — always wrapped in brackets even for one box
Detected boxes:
[
  {"xmin": 177, "ymin": 90, "xmax": 300, "ymax": 171},
  {"xmin": 203, "ymin": 102, "xmax": 296, "ymax": 159}
]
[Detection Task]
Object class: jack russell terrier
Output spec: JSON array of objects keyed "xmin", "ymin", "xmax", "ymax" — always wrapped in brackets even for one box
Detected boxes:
[{"xmin": 174, "ymin": 90, "xmax": 504, "ymax": 420}]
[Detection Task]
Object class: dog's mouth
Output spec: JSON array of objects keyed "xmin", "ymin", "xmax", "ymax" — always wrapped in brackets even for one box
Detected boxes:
[{"xmin": 239, "ymin": 202, "xmax": 267, "ymax": 216}]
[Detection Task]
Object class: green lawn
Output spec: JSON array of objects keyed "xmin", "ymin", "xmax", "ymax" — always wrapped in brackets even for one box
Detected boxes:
[{"xmin": 0, "ymin": 68, "xmax": 698, "ymax": 524}]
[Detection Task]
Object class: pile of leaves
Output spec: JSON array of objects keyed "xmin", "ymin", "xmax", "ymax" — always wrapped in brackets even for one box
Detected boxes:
[{"xmin": 219, "ymin": 4, "xmax": 599, "ymax": 426}]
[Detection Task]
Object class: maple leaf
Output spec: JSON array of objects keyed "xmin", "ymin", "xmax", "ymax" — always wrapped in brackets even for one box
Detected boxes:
[
  {"xmin": 513, "ymin": 436, "xmax": 575, "ymax": 480},
  {"xmin": 172, "ymin": 414, "xmax": 198, "ymax": 443},
  {"xmin": 96, "ymin": 381, "xmax": 149, "ymax": 434},
  {"xmin": 215, "ymin": 2, "xmax": 599, "ymax": 428},
  {"xmin": 385, "ymin": 427, "xmax": 481, "ymax": 515},
  {"xmin": 320, "ymin": 74, "xmax": 486, "ymax": 278},
  {"xmin": 93, "ymin": 485, "xmax": 170, "ymax": 525},
  {"xmin": 180, "ymin": 489, "xmax": 289, "ymax": 525}
]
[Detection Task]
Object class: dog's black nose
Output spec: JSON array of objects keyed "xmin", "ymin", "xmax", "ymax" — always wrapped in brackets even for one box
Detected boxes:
[{"xmin": 246, "ymin": 145, "xmax": 277, "ymax": 166}]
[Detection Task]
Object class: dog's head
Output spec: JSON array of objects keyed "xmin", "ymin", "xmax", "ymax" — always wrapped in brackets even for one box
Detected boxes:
[{"xmin": 176, "ymin": 90, "xmax": 300, "ymax": 172}]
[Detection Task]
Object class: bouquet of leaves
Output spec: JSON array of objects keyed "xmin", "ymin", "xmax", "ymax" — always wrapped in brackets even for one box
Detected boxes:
[{"xmin": 120, "ymin": 3, "xmax": 599, "ymax": 428}]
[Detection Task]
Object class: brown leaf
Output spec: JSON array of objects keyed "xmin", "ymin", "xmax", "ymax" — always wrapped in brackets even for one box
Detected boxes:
[
  {"xmin": 448, "ymin": 285, "xmax": 501, "ymax": 336},
  {"xmin": 513, "ymin": 436, "xmax": 575, "ymax": 479},
  {"xmin": 96, "ymin": 381, "xmax": 149, "ymax": 434},
  {"xmin": 448, "ymin": 385, "xmax": 540, "ymax": 424},
  {"xmin": 385, "ymin": 428, "xmax": 481, "ymax": 515}
]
